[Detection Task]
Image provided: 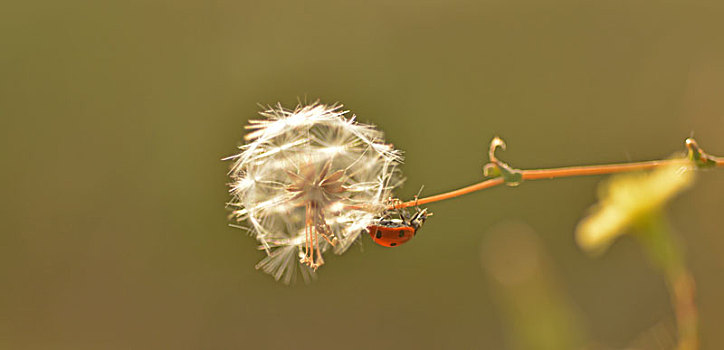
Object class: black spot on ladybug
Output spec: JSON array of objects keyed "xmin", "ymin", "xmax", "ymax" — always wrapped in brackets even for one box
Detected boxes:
[
  {"xmin": 375, "ymin": 231, "xmax": 382, "ymax": 239},
  {"xmin": 390, "ymin": 243, "xmax": 397, "ymax": 246},
  {"xmin": 399, "ymin": 231, "xmax": 405, "ymax": 237}
]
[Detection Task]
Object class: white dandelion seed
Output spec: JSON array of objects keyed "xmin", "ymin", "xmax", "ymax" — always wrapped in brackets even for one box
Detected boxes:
[{"xmin": 227, "ymin": 103, "xmax": 403, "ymax": 283}]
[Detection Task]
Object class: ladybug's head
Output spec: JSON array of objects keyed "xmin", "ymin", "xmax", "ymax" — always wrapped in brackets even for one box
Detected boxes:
[{"xmin": 409, "ymin": 208, "xmax": 431, "ymax": 231}]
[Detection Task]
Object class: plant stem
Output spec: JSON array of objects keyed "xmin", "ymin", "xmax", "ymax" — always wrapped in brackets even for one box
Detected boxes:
[
  {"xmin": 636, "ymin": 214, "xmax": 699, "ymax": 350},
  {"xmin": 394, "ymin": 156, "xmax": 724, "ymax": 209},
  {"xmin": 671, "ymin": 270, "xmax": 698, "ymax": 350}
]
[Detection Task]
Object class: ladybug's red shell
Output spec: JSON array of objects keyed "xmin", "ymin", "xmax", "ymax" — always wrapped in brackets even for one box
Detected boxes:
[{"xmin": 367, "ymin": 225, "xmax": 416, "ymax": 247}]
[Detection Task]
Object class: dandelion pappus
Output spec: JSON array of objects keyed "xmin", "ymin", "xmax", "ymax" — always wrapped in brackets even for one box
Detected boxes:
[
  {"xmin": 228, "ymin": 103, "xmax": 404, "ymax": 283},
  {"xmin": 367, "ymin": 201, "xmax": 431, "ymax": 247}
]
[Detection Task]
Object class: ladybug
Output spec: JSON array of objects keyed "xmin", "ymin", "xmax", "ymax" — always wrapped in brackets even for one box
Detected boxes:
[{"xmin": 367, "ymin": 207, "xmax": 430, "ymax": 247}]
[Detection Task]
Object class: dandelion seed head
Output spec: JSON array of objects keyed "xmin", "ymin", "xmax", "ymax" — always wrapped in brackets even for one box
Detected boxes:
[{"xmin": 228, "ymin": 102, "xmax": 403, "ymax": 283}]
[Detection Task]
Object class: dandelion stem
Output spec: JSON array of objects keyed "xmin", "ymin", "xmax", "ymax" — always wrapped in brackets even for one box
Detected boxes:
[{"xmin": 394, "ymin": 153, "xmax": 723, "ymax": 210}]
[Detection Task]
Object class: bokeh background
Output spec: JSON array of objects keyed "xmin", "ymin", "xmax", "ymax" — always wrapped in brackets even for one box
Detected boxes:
[{"xmin": 2, "ymin": 0, "xmax": 723, "ymax": 349}]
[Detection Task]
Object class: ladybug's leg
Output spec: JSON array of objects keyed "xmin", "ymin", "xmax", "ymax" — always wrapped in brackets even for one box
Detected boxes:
[
  {"xmin": 395, "ymin": 204, "xmax": 410, "ymax": 223},
  {"xmin": 379, "ymin": 211, "xmax": 392, "ymax": 221},
  {"xmin": 387, "ymin": 197, "xmax": 404, "ymax": 210},
  {"xmin": 385, "ymin": 197, "xmax": 405, "ymax": 221}
]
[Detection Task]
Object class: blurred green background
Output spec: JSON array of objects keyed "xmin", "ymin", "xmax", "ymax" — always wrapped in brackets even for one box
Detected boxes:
[{"xmin": 2, "ymin": 0, "xmax": 723, "ymax": 349}]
